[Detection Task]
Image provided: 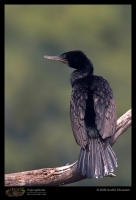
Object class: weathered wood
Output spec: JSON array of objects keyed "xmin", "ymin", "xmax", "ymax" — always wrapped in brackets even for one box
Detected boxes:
[
  {"xmin": 5, "ymin": 109, "xmax": 131, "ymax": 187},
  {"xmin": 110, "ymin": 109, "xmax": 131, "ymax": 146}
]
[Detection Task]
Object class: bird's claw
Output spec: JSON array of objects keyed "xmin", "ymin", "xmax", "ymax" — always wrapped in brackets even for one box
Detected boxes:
[{"xmin": 108, "ymin": 172, "xmax": 116, "ymax": 177}]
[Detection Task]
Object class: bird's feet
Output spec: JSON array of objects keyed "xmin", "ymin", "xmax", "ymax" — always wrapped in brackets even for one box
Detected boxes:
[{"xmin": 105, "ymin": 172, "xmax": 116, "ymax": 178}]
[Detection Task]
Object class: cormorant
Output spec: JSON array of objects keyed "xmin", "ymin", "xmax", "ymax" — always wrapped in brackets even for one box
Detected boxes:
[{"xmin": 43, "ymin": 50, "xmax": 118, "ymax": 178}]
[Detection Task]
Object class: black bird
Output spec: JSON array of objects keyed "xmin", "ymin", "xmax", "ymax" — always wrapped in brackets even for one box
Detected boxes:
[{"xmin": 43, "ymin": 50, "xmax": 118, "ymax": 178}]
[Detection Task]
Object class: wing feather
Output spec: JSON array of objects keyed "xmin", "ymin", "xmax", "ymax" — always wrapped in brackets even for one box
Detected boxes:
[
  {"xmin": 70, "ymin": 87, "xmax": 88, "ymax": 148},
  {"xmin": 91, "ymin": 77, "xmax": 116, "ymax": 139},
  {"xmin": 70, "ymin": 76, "xmax": 116, "ymax": 148}
]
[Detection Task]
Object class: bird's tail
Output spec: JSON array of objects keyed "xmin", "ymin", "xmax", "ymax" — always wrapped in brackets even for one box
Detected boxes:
[{"xmin": 77, "ymin": 137, "xmax": 118, "ymax": 178}]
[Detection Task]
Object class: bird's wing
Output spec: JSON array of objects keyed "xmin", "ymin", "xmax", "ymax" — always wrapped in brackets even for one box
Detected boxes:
[
  {"xmin": 91, "ymin": 77, "xmax": 117, "ymax": 139},
  {"xmin": 70, "ymin": 86, "xmax": 88, "ymax": 149}
]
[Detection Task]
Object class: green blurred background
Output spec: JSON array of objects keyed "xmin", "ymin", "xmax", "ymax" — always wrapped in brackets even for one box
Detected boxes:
[{"xmin": 5, "ymin": 5, "xmax": 131, "ymax": 186}]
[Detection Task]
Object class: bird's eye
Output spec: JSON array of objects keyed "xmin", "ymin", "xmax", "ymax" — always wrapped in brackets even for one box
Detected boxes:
[{"xmin": 62, "ymin": 54, "xmax": 66, "ymax": 59}]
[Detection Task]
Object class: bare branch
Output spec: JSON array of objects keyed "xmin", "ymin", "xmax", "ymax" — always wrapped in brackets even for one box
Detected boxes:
[
  {"xmin": 110, "ymin": 109, "xmax": 131, "ymax": 146},
  {"xmin": 5, "ymin": 109, "xmax": 131, "ymax": 187}
]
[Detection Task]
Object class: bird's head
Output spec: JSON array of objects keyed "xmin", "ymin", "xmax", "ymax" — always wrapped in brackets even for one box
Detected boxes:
[{"xmin": 43, "ymin": 50, "xmax": 93, "ymax": 71}]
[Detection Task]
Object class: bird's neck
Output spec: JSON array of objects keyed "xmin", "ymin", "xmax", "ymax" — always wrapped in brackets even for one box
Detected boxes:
[{"xmin": 70, "ymin": 65, "xmax": 93, "ymax": 87}]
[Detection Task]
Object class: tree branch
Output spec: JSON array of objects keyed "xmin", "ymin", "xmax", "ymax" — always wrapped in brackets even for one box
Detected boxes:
[{"xmin": 5, "ymin": 109, "xmax": 131, "ymax": 187}]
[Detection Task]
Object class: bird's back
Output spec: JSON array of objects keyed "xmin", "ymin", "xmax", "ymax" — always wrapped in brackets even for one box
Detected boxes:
[
  {"xmin": 70, "ymin": 74, "xmax": 118, "ymax": 178},
  {"xmin": 70, "ymin": 74, "xmax": 116, "ymax": 149}
]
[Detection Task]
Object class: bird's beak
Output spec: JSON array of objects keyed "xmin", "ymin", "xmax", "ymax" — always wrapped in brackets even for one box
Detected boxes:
[{"xmin": 43, "ymin": 55, "xmax": 68, "ymax": 65}]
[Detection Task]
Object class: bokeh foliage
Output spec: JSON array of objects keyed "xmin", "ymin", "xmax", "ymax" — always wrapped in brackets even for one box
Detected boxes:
[{"xmin": 5, "ymin": 5, "xmax": 131, "ymax": 186}]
